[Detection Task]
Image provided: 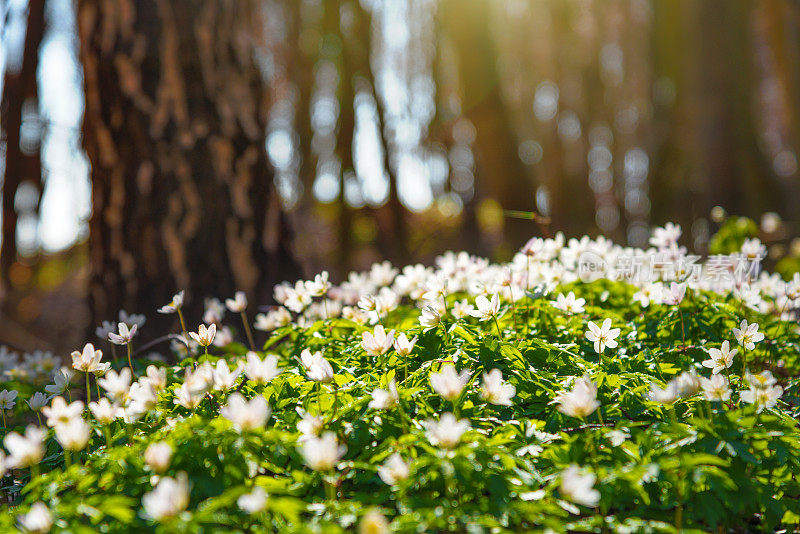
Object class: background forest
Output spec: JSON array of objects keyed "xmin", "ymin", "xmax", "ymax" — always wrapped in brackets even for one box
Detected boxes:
[{"xmin": 1, "ymin": 0, "xmax": 800, "ymax": 354}]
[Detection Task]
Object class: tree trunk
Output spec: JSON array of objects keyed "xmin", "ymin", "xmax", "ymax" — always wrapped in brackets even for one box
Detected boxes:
[
  {"xmin": 1, "ymin": 0, "xmax": 46, "ymax": 294},
  {"xmin": 77, "ymin": 0, "xmax": 299, "ymax": 338},
  {"xmin": 439, "ymin": 0, "xmax": 538, "ymax": 253}
]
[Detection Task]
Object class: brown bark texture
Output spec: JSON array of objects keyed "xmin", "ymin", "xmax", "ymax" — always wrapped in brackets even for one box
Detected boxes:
[{"xmin": 77, "ymin": 0, "xmax": 299, "ymax": 336}]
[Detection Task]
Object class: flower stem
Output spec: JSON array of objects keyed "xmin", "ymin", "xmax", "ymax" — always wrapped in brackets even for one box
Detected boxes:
[
  {"xmin": 325, "ymin": 477, "xmax": 337, "ymax": 500},
  {"xmin": 126, "ymin": 342, "xmax": 134, "ymax": 371},
  {"xmin": 63, "ymin": 449, "xmax": 71, "ymax": 469},
  {"xmin": 493, "ymin": 316, "xmax": 502, "ymax": 338},
  {"xmin": 241, "ymin": 311, "xmax": 256, "ymax": 351},
  {"xmin": 177, "ymin": 308, "xmax": 189, "ymax": 344},
  {"xmin": 741, "ymin": 348, "xmax": 748, "ymax": 383},
  {"xmin": 85, "ymin": 373, "xmax": 91, "ymax": 404}
]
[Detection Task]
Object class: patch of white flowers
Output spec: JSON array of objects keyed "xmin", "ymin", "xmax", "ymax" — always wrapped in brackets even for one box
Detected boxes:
[{"xmin": 0, "ymin": 222, "xmax": 797, "ymax": 529}]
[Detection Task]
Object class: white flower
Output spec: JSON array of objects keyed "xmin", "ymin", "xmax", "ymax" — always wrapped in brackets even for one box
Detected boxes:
[
  {"xmin": 26, "ymin": 392, "xmax": 48, "ymax": 412},
  {"xmin": 203, "ymin": 298, "xmax": 226, "ymax": 324},
  {"xmin": 393, "ymin": 333, "xmax": 417, "ymax": 357},
  {"xmin": 284, "ymin": 282, "xmax": 312, "ymax": 313},
  {"xmin": 299, "ymin": 431, "xmax": 346, "ymax": 471},
  {"xmin": 359, "ymin": 510, "xmax": 390, "ymax": 534},
  {"xmin": 144, "ymin": 442, "xmax": 173, "ymax": 473},
  {"xmin": 98, "ymin": 368, "xmax": 132, "ymax": 403},
  {"xmin": 361, "ymin": 325, "xmax": 395, "ymax": 357},
  {"xmin": 649, "ymin": 222, "xmax": 682, "ymax": 248},
  {"xmin": 300, "ymin": 349, "xmax": 334, "ymax": 383},
  {"xmin": 632, "ymin": 283, "xmax": 663, "ymax": 308},
  {"xmin": 430, "ymin": 364, "xmax": 471, "ymax": 402},
  {"xmin": 157, "ymin": 291, "xmax": 185, "ymax": 314},
  {"xmin": 740, "ymin": 237, "xmax": 766, "ymax": 260},
  {"xmin": 108, "ymin": 322, "xmax": 137, "ymax": 345},
  {"xmin": 358, "ymin": 295, "xmax": 378, "ymax": 313},
  {"xmin": 733, "ymin": 320, "xmax": 764, "ymax": 350},
  {"xmin": 225, "ymin": 291, "xmax": 248, "ymax": 313},
  {"xmin": 189, "ymin": 323, "xmax": 216, "ymax": 347},
  {"xmin": 451, "ymin": 299, "xmax": 474, "ymax": 319},
  {"xmin": 560, "ymin": 464, "xmax": 600, "ymax": 508},
  {"xmin": 552, "ymin": 292, "xmax": 586, "ymax": 314},
  {"xmin": 212, "ymin": 326, "xmax": 234, "ymax": 347},
  {"xmin": 377, "ymin": 453, "xmax": 410, "ymax": 485},
  {"xmin": 468, "ymin": 294, "xmax": 501, "ymax": 321},
  {"xmin": 145, "ymin": 365, "xmax": 167, "ymax": 392},
  {"xmin": 243, "ymin": 352, "xmax": 282, "ymax": 385},
  {"xmin": 254, "ymin": 307, "xmax": 292, "ymax": 331},
  {"xmin": 142, "ymin": 472, "xmax": 190, "ymax": 520},
  {"xmin": 424, "ymin": 413, "xmax": 470, "ymax": 449},
  {"xmin": 521, "ymin": 237, "xmax": 545, "ymax": 257},
  {"xmin": 55, "ymin": 418, "xmax": 91, "ymax": 451},
  {"xmin": 675, "ymin": 371, "xmax": 701, "ymax": 397},
  {"xmin": 42, "ymin": 397, "xmax": 84, "ymax": 428},
  {"xmin": 129, "ymin": 379, "xmax": 158, "ymax": 412},
  {"xmin": 0, "ymin": 389, "xmax": 18, "ymax": 410},
  {"xmin": 297, "ymin": 412, "xmax": 324, "ymax": 437},
  {"xmin": 305, "ymin": 271, "xmax": 330, "ymax": 297},
  {"xmin": 606, "ymin": 429, "xmax": 630, "ymax": 447},
  {"xmin": 71, "ymin": 343, "xmax": 104, "ymax": 373},
  {"xmin": 95, "ymin": 320, "xmax": 116, "ymax": 340},
  {"xmin": 481, "ymin": 369, "xmax": 515, "ymax": 406},
  {"xmin": 4, "ymin": 425, "xmax": 46, "ymax": 468},
  {"xmin": 419, "ymin": 305, "xmax": 442, "ymax": 330},
  {"xmin": 213, "ymin": 360, "xmax": 242, "ymax": 391},
  {"xmin": 702, "ymin": 341, "xmax": 737, "ymax": 374},
  {"xmin": 746, "ymin": 370, "xmax": 778, "ymax": 389},
  {"xmin": 368, "ymin": 380, "xmax": 399, "ymax": 410},
  {"xmin": 647, "ymin": 380, "xmax": 680, "ymax": 404},
  {"xmin": 221, "ymin": 393, "xmax": 271, "ymax": 431},
  {"xmin": 421, "ymin": 276, "xmax": 449, "ymax": 301},
  {"xmin": 17, "ymin": 502, "xmax": 53, "ymax": 533},
  {"xmin": 663, "ymin": 282, "xmax": 687, "ymax": 306},
  {"xmin": 183, "ymin": 362, "xmax": 214, "ymax": 396},
  {"xmin": 741, "ymin": 383, "xmax": 783, "ymax": 413},
  {"xmin": 585, "ymin": 319, "xmax": 620, "ymax": 354},
  {"xmin": 89, "ymin": 398, "xmax": 117, "ymax": 424},
  {"xmin": 238, "ymin": 486, "xmax": 268, "ymax": 514},
  {"xmin": 44, "ymin": 368, "xmax": 72, "ymax": 396},
  {"xmin": 556, "ymin": 375, "xmax": 600, "ymax": 419},
  {"xmin": 700, "ymin": 374, "xmax": 731, "ymax": 402},
  {"xmin": 92, "ymin": 361, "xmax": 112, "ymax": 377},
  {"xmin": 173, "ymin": 382, "xmax": 203, "ymax": 410}
]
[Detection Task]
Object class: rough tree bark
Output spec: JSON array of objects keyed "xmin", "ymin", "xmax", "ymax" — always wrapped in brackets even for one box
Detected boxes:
[{"xmin": 77, "ymin": 0, "xmax": 299, "ymax": 337}]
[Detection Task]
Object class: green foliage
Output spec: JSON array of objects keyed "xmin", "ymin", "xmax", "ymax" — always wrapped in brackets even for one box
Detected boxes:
[
  {"xmin": 708, "ymin": 216, "xmax": 759, "ymax": 255},
  {"xmin": 2, "ymin": 277, "xmax": 800, "ymax": 533}
]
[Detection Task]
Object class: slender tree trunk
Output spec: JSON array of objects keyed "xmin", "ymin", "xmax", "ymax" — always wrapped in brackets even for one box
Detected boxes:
[
  {"xmin": 1, "ymin": 0, "xmax": 46, "ymax": 294},
  {"xmin": 439, "ymin": 0, "xmax": 538, "ymax": 252},
  {"xmin": 78, "ymin": 0, "xmax": 298, "ymax": 337}
]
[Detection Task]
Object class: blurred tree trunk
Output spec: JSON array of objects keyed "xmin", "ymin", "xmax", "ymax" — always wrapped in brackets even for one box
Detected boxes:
[
  {"xmin": 77, "ymin": 0, "xmax": 298, "ymax": 336},
  {"xmin": 1, "ymin": 0, "xmax": 46, "ymax": 295},
  {"xmin": 439, "ymin": 0, "xmax": 537, "ymax": 252},
  {"xmin": 324, "ymin": 0, "xmax": 355, "ymax": 274},
  {"xmin": 688, "ymin": 0, "xmax": 776, "ymax": 220}
]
